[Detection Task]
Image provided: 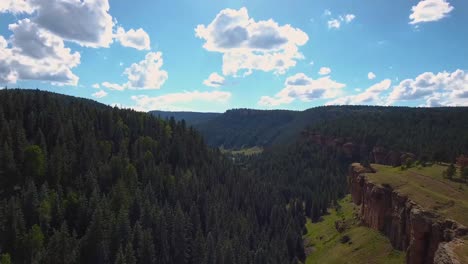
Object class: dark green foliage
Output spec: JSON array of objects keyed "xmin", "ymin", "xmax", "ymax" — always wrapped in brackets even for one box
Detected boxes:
[
  {"xmin": 444, "ymin": 163, "xmax": 456, "ymax": 179},
  {"xmin": 0, "ymin": 254, "xmax": 11, "ymax": 264},
  {"xmin": 196, "ymin": 108, "xmax": 297, "ymax": 148},
  {"xmin": 461, "ymin": 167, "xmax": 468, "ymax": 182},
  {"xmin": 194, "ymin": 106, "xmax": 468, "ymax": 162},
  {"xmin": 0, "ymin": 89, "xmax": 309, "ymax": 264},
  {"xmin": 150, "ymin": 111, "xmax": 221, "ymax": 126},
  {"xmin": 23, "ymin": 145, "xmax": 46, "ymax": 181},
  {"xmin": 304, "ymin": 106, "xmax": 468, "ymax": 162}
]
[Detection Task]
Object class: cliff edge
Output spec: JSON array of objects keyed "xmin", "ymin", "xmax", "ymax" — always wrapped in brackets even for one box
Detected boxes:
[{"xmin": 349, "ymin": 163, "xmax": 468, "ymax": 264}]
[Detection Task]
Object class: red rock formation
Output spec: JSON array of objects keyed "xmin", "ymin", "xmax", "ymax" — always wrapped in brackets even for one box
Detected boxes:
[
  {"xmin": 349, "ymin": 164, "xmax": 468, "ymax": 264},
  {"xmin": 372, "ymin": 147, "xmax": 387, "ymax": 164},
  {"xmin": 342, "ymin": 142, "xmax": 356, "ymax": 158}
]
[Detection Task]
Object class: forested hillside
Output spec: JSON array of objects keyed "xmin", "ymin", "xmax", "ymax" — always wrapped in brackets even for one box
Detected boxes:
[
  {"xmin": 304, "ymin": 106, "xmax": 468, "ymax": 162},
  {"xmin": 188, "ymin": 106, "xmax": 468, "ymax": 162},
  {"xmin": 149, "ymin": 111, "xmax": 221, "ymax": 126},
  {"xmin": 3, "ymin": 90, "xmax": 468, "ymax": 264},
  {"xmin": 0, "ymin": 89, "xmax": 322, "ymax": 264},
  {"xmin": 194, "ymin": 109, "xmax": 297, "ymax": 148}
]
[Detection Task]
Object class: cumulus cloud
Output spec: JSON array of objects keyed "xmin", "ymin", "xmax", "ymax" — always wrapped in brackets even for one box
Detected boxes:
[
  {"xmin": 319, "ymin": 67, "xmax": 332, "ymax": 75},
  {"xmin": 3, "ymin": 0, "xmax": 150, "ymax": 49},
  {"xmin": 131, "ymin": 91, "xmax": 232, "ymax": 111},
  {"xmin": 0, "ymin": 0, "xmax": 34, "ymax": 14},
  {"xmin": 389, "ymin": 69, "xmax": 468, "ymax": 106},
  {"xmin": 92, "ymin": 83, "xmax": 100, "ymax": 89},
  {"xmin": 102, "ymin": 82, "xmax": 124, "ymax": 91},
  {"xmin": 368, "ymin": 72, "xmax": 376, "ymax": 80},
  {"xmin": 258, "ymin": 73, "xmax": 345, "ymax": 107},
  {"xmin": 328, "ymin": 13, "xmax": 355, "ymax": 29},
  {"xmin": 124, "ymin": 52, "xmax": 168, "ymax": 89},
  {"xmin": 102, "ymin": 52, "xmax": 168, "ymax": 90},
  {"xmin": 30, "ymin": 0, "xmax": 114, "ymax": 48},
  {"xmin": 203, "ymin": 72, "xmax": 226, "ymax": 88},
  {"xmin": 92, "ymin": 90, "xmax": 108, "ymax": 98},
  {"xmin": 409, "ymin": 0, "xmax": 454, "ymax": 25},
  {"xmin": 115, "ymin": 27, "xmax": 151, "ymax": 51},
  {"xmin": 0, "ymin": 0, "xmax": 155, "ymax": 86},
  {"xmin": 344, "ymin": 14, "xmax": 356, "ymax": 23},
  {"xmin": 195, "ymin": 7, "xmax": 308, "ymax": 76},
  {"xmin": 327, "ymin": 79, "xmax": 392, "ymax": 105},
  {"xmin": 327, "ymin": 19, "xmax": 341, "ymax": 29},
  {"xmin": 0, "ymin": 20, "xmax": 80, "ymax": 86}
]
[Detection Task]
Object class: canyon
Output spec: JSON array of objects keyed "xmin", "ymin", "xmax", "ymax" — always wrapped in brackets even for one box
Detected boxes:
[{"xmin": 349, "ymin": 163, "xmax": 468, "ymax": 264}]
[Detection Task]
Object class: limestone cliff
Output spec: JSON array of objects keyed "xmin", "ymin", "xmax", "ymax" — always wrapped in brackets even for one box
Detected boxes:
[{"xmin": 349, "ymin": 164, "xmax": 468, "ymax": 264}]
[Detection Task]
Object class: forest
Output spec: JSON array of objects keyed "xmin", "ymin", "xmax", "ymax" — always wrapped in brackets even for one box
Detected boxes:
[
  {"xmin": 191, "ymin": 106, "xmax": 468, "ymax": 156},
  {"xmin": 0, "ymin": 89, "xmax": 345, "ymax": 264},
  {"xmin": 1, "ymin": 89, "xmax": 467, "ymax": 264}
]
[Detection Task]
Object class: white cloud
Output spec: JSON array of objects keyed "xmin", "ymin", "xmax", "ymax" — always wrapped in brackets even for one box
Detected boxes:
[
  {"xmin": 3, "ymin": 0, "xmax": 149, "ymax": 50},
  {"xmin": 124, "ymin": 52, "xmax": 168, "ymax": 89},
  {"xmin": 0, "ymin": 0, "xmax": 156, "ymax": 86},
  {"xmin": 0, "ymin": 0, "xmax": 34, "ymax": 14},
  {"xmin": 368, "ymin": 72, "xmax": 376, "ymax": 80},
  {"xmin": 388, "ymin": 69, "xmax": 468, "ymax": 106},
  {"xmin": 319, "ymin": 67, "xmax": 332, "ymax": 75},
  {"xmin": 203, "ymin": 72, "xmax": 226, "ymax": 88},
  {"xmin": 92, "ymin": 90, "xmax": 108, "ymax": 98},
  {"xmin": 328, "ymin": 13, "xmax": 356, "ymax": 29},
  {"xmin": 0, "ymin": 19, "xmax": 80, "ymax": 86},
  {"xmin": 115, "ymin": 27, "xmax": 151, "ymax": 51},
  {"xmin": 409, "ymin": 0, "xmax": 454, "ymax": 25},
  {"xmin": 327, "ymin": 79, "xmax": 392, "ymax": 105},
  {"xmin": 195, "ymin": 7, "xmax": 308, "ymax": 76},
  {"xmin": 258, "ymin": 73, "xmax": 346, "ymax": 107},
  {"xmin": 323, "ymin": 9, "xmax": 332, "ymax": 16},
  {"xmin": 102, "ymin": 52, "xmax": 168, "ymax": 90},
  {"xmin": 131, "ymin": 91, "xmax": 232, "ymax": 111},
  {"xmin": 344, "ymin": 14, "xmax": 356, "ymax": 23},
  {"xmin": 102, "ymin": 82, "xmax": 124, "ymax": 91},
  {"xmin": 30, "ymin": 0, "xmax": 114, "ymax": 48},
  {"xmin": 92, "ymin": 83, "xmax": 100, "ymax": 89},
  {"xmin": 328, "ymin": 19, "xmax": 341, "ymax": 29}
]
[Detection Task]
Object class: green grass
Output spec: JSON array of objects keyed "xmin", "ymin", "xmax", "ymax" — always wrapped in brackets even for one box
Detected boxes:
[
  {"xmin": 219, "ymin": 146, "xmax": 264, "ymax": 156},
  {"xmin": 304, "ymin": 195, "xmax": 405, "ymax": 264},
  {"xmin": 366, "ymin": 164, "xmax": 468, "ymax": 226},
  {"xmin": 454, "ymin": 242, "xmax": 468, "ymax": 263}
]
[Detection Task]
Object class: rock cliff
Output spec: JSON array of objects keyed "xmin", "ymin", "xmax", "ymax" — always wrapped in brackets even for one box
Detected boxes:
[{"xmin": 349, "ymin": 164, "xmax": 468, "ymax": 264}]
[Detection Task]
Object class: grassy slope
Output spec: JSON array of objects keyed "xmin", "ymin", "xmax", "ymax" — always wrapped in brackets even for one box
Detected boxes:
[
  {"xmin": 365, "ymin": 164, "xmax": 468, "ymax": 263},
  {"xmin": 219, "ymin": 146, "xmax": 264, "ymax": 156},
  {"xmin": 304, "ymin": 195, "xmax": 405, "ymax": 264},
  {"xmin": 367, "ymin": 164, "xmax": 468, "ymax": 226},
  {"xmin": 454, "ymin": 243, "xmax": 468, "ymax": 263}
]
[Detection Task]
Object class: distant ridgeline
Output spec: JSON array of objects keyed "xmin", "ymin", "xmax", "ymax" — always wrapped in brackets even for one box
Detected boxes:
[
  {"xmin": 0, "ymin": 89, "xmax": 311, "ymax": 264},
  {"xmin": 155, "ymin": 106, "xmax": 468, "ymax": 162},
  {"xmin": 149, "ymin": 110, "xmax": 221, "ymax": 126},
  {"xmin": 302, "ymin": 106, "xmax": 468, "ymax": 164}
]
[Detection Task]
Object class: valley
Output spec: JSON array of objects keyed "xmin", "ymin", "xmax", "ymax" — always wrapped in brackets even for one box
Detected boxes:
[{"xmin": 0, "ymin": 89, "xmax": 467, "ymax": 263}]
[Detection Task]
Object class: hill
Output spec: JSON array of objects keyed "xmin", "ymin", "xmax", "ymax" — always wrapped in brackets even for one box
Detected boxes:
[
  {"xmin": 149, "ymin": 110, "xmax": 221, "ymax": 126},
  {"xmin": 0, "ymin": 89, "xmax": 313, "ymax": 263},
  {"xmin": 304, "ymin": 196, "xmax": 405, "ymax": 264},
  {"xmin": 176, "ymin": 106, "xmax": 468, "ymax": 162}
]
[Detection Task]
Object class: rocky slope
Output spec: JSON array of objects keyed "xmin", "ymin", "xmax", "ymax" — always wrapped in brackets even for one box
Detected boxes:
[{"xmin": 349, "ymin": 164, "xmax": 468, "ymax": 264}]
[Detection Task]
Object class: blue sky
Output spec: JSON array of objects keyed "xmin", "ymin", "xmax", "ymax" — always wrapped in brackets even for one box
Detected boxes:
[{"xmin": 1, "ymin": 0, "xmax": 467, "ymax": 112}]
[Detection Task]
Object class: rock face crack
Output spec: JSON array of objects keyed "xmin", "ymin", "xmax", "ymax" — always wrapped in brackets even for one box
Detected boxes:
[{"xmin": 348, "ymin": 164, "xmax": 468, "ymax": 264}]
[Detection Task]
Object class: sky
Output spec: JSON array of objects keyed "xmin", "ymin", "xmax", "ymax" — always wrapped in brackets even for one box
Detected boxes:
[{"xmin": 1, "ymin": 0, "xmax": 467, "ymax": 112}]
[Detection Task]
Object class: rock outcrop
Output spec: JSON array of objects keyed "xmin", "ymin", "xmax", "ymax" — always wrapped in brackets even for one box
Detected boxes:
[{"xmin": 349, "ymin": 164, "xmax": 468, "ymax": 264}]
